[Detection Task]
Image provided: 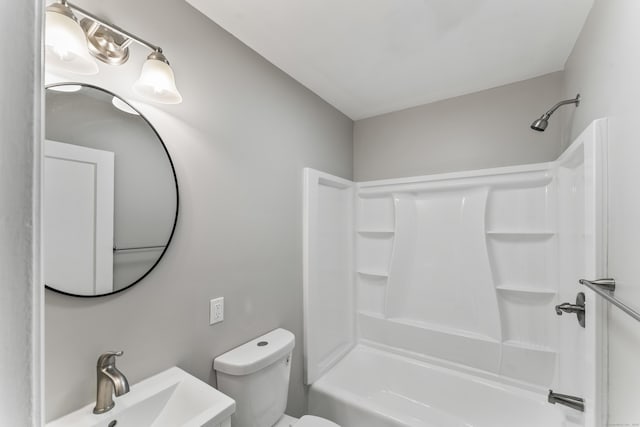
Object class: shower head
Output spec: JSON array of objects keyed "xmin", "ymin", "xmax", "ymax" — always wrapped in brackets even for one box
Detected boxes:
[
  {"xmin": 530, "ymin": 94, "xmax": 580, "ymax": 132},
  {"xmin": 530, "ymin": 114, "xmax": 550, "ymax": 132}
]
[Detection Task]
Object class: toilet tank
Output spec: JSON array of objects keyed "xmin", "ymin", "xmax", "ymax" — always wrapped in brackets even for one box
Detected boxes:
[{"xmin": 214, "ymin": 329, "xmax": 295, "ymax": 427}]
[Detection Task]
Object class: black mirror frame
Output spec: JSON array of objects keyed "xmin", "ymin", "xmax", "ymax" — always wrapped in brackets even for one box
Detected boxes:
[{"xmin": 44, "ymin": 82, "xmax": 179, "ymax": 298}]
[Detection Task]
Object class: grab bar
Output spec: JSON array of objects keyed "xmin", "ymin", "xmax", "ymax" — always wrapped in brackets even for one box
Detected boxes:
[{"xmin": 579, "ymin": 278, "xmax": 640, "ymax": 322}]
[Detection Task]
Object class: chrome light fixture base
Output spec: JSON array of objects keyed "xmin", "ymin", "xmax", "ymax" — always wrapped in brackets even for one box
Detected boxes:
[
  {"xmin": 147, "ymin": 50, "xmax": 170, "ymax": 65},
  {"xmin": 80, "ymin": 18, "xmax": 131, "ymax": 65}
]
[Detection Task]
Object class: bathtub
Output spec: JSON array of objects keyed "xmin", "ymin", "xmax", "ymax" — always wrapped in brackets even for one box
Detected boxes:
[{"xmin": 308, "ymin": 345, "xmax": 577, "ymax": 427}]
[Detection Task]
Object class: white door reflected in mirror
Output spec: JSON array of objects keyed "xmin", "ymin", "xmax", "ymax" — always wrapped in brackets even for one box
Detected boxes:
[{"xmin": 44, "ymin": 140, "xmax": 115, "ymax": 295}]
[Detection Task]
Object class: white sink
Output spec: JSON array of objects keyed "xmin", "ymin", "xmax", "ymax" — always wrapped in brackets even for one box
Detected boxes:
[{"xmin": 47, "ymin": 367, "xmax": 235, "ymax": 427}]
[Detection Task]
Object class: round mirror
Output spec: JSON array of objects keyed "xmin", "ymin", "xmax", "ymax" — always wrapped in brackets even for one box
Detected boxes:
[{"xmin": 44, "ymin": 83, "xmax": 178, "ymax": 297}]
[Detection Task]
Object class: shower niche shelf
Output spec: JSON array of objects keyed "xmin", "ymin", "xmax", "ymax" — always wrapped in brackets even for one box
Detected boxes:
[
  {"xmin": 357, "ymin": 270, "xmax": 389, "ymax": 278},
  {"xmin": 485, "ymin": 230, "xmax": 556, "ymax": 236},
  {"xmin": 357, "ymin": 273, "xmax": 387, "ymax": 316},
  {"xmin": 495, "ymin": 285, "xmax": 557, "ymax": 295},
  {"xmin": 486, "ymin": 180, "xmax": 560, "ymax": 375},
  {"xmin": 357, "ymin": 195, "xmax": 395, "ymax": 232},
  {"xmin": 487, "ymin": 234, "xmax": 557, "ymax": 289},
  {"xmin": 357, "ymin": 229, "xmax": 395, "ymax": 235},
  {"xmin": 498, "ymin": 290, "xmax": 557, "ymax": 350},
  {"xmin": 502, "ymin": 339, "xmax": 556, "ymax": 354},
  {"xmin": 356, "ymin": 197, "xmax": 395, "ymax": 318},
  {"xmin": 356, "ymin": 227, "xmax": 394, "ymax": 281},
  {"xmin": 357, "ymin": 309, "xmax": 385, "ymax": 319},
  {"xmin": 486, "ymin": 183, "xmax": 555, "ymax": 232}
]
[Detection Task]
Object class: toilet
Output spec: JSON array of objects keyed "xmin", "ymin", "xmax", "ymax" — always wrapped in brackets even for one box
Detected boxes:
[{"xmin": 214, "ymin": 328, "xmax": 339, "ymax": 427}]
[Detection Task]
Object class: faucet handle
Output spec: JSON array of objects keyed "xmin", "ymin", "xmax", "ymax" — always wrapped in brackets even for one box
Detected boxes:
[
  {"xmin": 554, "ymin": 292, "xmax": 586, "ymax": 328},
  {"xmin": 97, "ymin": 350, "xmax": 124, "ymax": 368}
]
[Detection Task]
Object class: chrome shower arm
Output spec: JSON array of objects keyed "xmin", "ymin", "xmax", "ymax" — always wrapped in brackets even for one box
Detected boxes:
[{"xmin": 545, "ymin": 95, "xmax": 581, "ymax": 116}]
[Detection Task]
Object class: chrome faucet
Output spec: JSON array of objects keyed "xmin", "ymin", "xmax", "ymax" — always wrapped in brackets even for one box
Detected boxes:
[{"xmin": 93, "ymin": 351, "xmax": 130, "ymax": 414}]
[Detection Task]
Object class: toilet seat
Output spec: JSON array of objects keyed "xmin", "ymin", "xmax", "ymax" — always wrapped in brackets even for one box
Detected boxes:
[{"xmin": 295, "ymin": 415, "xmax": 340, "ymax": 427}]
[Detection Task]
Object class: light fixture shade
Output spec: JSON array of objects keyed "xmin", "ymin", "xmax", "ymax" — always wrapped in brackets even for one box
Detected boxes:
[
  {"xmin": 133, "ymin": 54, "xmax": 182, "ymax": 104},
  {"xmin": 45, "ymin": 5, "xmax": 99, "ymax": 75}
]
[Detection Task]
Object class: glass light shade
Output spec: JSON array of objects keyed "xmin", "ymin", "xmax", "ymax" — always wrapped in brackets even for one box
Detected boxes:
[
  {"xmin": 133, "ymin": 58, "xmax": 183, "ymax": 104},
  {"xmin": 45, "ymin": 9, "xmax": 99, "ymax": 75}
]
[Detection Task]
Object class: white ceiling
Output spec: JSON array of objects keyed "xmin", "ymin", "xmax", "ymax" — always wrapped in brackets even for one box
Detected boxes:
[{"xmin": 187, "ymin": 0, "xmax": 593, "ymax": 120}]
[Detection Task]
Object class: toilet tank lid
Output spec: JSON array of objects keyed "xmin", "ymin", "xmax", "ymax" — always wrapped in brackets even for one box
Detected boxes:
[{"xmin": 214, "ymin": 328, "xmax": 295, "ymax": 376}]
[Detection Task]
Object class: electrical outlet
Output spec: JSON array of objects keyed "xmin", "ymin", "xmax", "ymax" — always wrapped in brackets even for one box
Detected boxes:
[{"xmin": 210, "ymin": 297, "xmax": 224, "ymax": 325}]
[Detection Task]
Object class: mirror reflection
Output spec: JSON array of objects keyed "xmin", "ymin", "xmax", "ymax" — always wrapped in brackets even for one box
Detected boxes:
[{"xmin": 44, "ymin": 84, "xmax": 178, "ymax": 297}]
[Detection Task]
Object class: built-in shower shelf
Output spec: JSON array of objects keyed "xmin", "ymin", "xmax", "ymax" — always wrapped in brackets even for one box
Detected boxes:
[
  {"xmin": 486, "ymin": 230, "xmax": 556, "ymax": 236},
  {"xmin": 357, "ymin": 270, "xmax": 389, "ymax": 278},
  {"xmin": 502, "ymin": 340, "xmax": 556, "ymax": 354},
  {"xmin": 357, "ymin": 310, "xmax": 385, "ymax": 319},
  {"xmin": 357, "ymin": 229, "xmax": 395, "ymax": 235},
  {"xmin": 496, "ymin": 285, "xmax": 557, "ymax": 295}
]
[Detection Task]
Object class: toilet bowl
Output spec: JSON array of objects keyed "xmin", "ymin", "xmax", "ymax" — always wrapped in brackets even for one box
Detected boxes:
[{"xmin": 214, "ymin": 328, "xmax": 339, "ymax": 427}]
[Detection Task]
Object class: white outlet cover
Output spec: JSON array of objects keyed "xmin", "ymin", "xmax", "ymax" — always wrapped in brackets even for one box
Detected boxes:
[{"xmin": 210, "ymin": 297, "xmax": 224, "ymax": 325}]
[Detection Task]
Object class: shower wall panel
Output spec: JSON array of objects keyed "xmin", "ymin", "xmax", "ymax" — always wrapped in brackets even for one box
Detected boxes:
[
  {"xmin": 385, "ymin": 189, "xmax": 499, "ymax": 340},
  {"xmin": 355, "ymin": 167, "xmax": 560, "ymax": 386},
  {"xmin": 303, "ymin": 169, "xmax": 356, "ymax": 384}
]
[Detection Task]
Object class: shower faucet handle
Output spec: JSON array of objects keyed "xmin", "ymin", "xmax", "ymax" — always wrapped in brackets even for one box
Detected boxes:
[
  {"xmin": 554, "ymin": 292, "xmax": 586, "ymax": 328},
  {"xmin": 555, "ymin": 302, "xmax": 584, "ymax": 315}
]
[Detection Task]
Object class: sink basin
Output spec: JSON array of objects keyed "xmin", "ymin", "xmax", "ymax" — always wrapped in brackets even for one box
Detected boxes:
[{"xmin": 47, "ymin": 367, "xmax": 235, "ymax": 427}]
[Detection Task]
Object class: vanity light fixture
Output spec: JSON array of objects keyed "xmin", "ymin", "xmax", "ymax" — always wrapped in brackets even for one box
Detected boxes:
[{"xmin": 45, "ymin": 0, "xmax": 183, "ymax": 104}]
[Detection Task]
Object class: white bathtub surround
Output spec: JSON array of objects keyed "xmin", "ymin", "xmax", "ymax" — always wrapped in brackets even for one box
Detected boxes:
[{"xmin": 303, "ymin": 119, "xmax": 608, "ymax": 426}]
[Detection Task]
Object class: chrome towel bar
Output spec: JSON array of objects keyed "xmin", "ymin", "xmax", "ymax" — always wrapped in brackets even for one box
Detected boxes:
[{"xmin": 579, "ymin": 278, "xmax": 640, "ymax": 322}]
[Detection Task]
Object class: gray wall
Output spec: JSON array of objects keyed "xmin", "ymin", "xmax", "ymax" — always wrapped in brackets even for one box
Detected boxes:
[
  {"xmin": 44, "ymin": 0, "xmax": 352, "ymax": 421},
  {"xmin": 354, "ymin": 72, "xmax": 564, "ymax": 181},
  {"xmin": 0, "ymin": 0, "xmax": 42, "ymax": 425},
  {"xmin": 559, "ymin": 0, "xmax": 640, "ymax": 423}
]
